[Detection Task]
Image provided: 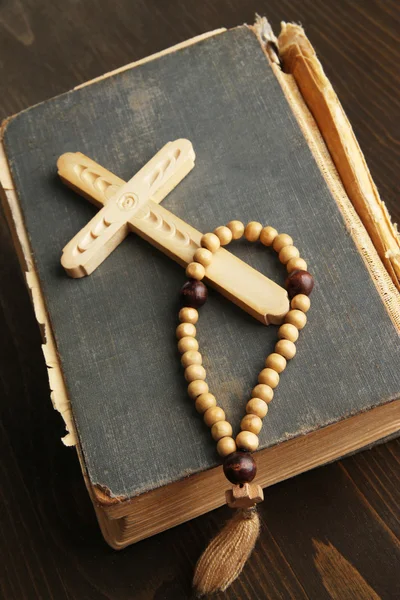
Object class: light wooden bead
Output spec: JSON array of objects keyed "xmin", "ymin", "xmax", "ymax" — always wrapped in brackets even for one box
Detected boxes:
[
  {"xmin": 195, "ymin": 393, "xmax": 217, "ymax": 414},
  {"xmin": 181, "ymin": 350, "xmax": 202, "ymax": 368},
  {"xmin": 275, "ymin": 339, "xmax": 297, "ymax": 360},
  {"xmin": 260, "ymin": 226, "xmax": 278, "ymax": 246},
  {"xmin": 278, "ymin": 323, "xmax": 299, "ymax": 342},
  {"xmin": 176, "ymin": 322, "xmax": 196, "ymax": 339},
  {"xmin": 179, "ymin": 307, "xmax": 199, "ymax": 324},
  {"xmin": 211, "ymin": 420, "xmax": 233, "ymax": 441},
  {"xmin": 241, "ymin": 414, "xmax": 263, "ymax": 434},
  {"xmin": 185, "ymin": 364, "xmax": 206, "ymax": 382},
  {"xmin": 287, "ymin": 257, "xmax": 308, "ymax": 273},
  {"xmin": 246, "ymin": 397, "xmax": 269, "ymax": 418},
  {"xmin": 204, "ymin": 406, "xmax": 225, "ymax": 427},
  {"xmin": 186, "ymin": 262, "xmax": 205, "ymax": 280},
  {"xmin": 178, "ymin": 336, "xmax": 199, "ymax": 353},
  {"xmin": 217, "ymin": 436, "xmax": 237, "ymax": 457},
  {"xmin": 201, "ymin": 233, "xmax": 220, "ymax": 253},
  {"xmin": 285, "ymin": 309, "xmax": 307, "ymax": 330},
  {"xmin": 279, "ymin": 245, "xmax": 300, "ymax": 265},
  {"xmin": 188, "ymin": 380, "xmax": 209, "ymax": 399},
  {"xmin": 227, "ymin": 220, "xmax": 244, "ymax": 240},
  {"xmin": 236, "ymin": 430, "xmax": 259, "ymax": 452},
  {"xmin": 244, "ymin": 221, "xmax": 263, "ymax": 242},
  {"xmin": 214, "ymin": 225, "xmax": 233, "ymax": 246},
  {"xmin": 252, "ymin": 384, "xmax": 274, "ymax": 403},
  {"xmin": 273, "ymin": 233, "xmax": 293, "ymax": 253},
  {"xmin": 291, "ymin": 294, "xmax": 311, "ymax": 313},
  {"xmin": 258, "ymin": 368, "xmax": 280, "ymax": 388},
  {"xmin": 265, "ymin": 353, "xmax": 287, "ymax": 373},
  {"xmin": 193, "ymin": 247, "xmax": 213, "ymax": 267}
]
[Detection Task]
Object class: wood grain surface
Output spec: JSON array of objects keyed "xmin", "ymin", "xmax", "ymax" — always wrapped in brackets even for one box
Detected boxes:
[{"xmin": 0, "ymin": 1, "xmax": 399, "ymax": 599}]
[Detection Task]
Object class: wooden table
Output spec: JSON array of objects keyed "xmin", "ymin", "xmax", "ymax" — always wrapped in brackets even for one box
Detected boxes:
[{"xmin": 0, "ymin": 1, "xmax": 399, "ymax": 598}]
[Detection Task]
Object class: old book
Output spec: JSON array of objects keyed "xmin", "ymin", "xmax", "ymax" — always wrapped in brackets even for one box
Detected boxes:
[{"xmin": 1, "ymin": 21, "xmax": 399, "ymax": 549}]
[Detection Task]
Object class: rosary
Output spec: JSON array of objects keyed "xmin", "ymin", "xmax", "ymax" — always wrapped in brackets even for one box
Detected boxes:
[
  {"xmin": 177, "ymin": 221, "xmax": 314, "ymax": 595},
  {"xmin": 58, "ymin": 140, "xmax": 314, "ymax": 596}
]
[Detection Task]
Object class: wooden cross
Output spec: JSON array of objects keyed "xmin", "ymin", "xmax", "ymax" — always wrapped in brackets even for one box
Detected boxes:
[{"xmin": 58, "ymin": 139, "xmax": 289, "ymax": 324}]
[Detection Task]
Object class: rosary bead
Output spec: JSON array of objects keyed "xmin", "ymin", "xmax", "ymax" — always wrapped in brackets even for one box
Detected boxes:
[
  {"xmin": 176, "ymin": 322, "xmax": 196, "ymax": 339},
  {"xmin": 176, "ymin": 222, "xmax": 311, "ymax": 470},
  {"xmin": 260, "ymin": 225, "xmax": 278, "ymax": 246},
  {"xmin": 287, "ymin": 257, "xmax": 308, "ymax": 273},
  {"xmin": 241, "ymin": 414, "xmax": 263, "ymax": 434},
  {"xmin": 273, "ymin": 233, "xmax": 293, "ymax": 253},
  {"xmin": 246, "ymin": 397, "xmax": 269, "ymax": 418},
  {"xmin": 204, "ymin": 406, "xmax": 225, "ymax": 427},
  {"xmin": 181, "ymin": 350, "xmax": 202, "ymax": 368},
  {"xmin": 244, "ymin": 221, "xmax": 263, "ymax": 242},
  {"xmin": 214, "ymin": 226, "xmax": 233, "ymax": 246},
  {"xmin": 227, "ymin": 220, "xmax": 245, "ymax": 240},
  {"xmin": 182, "ymin": 352, "xmax": 202, "ymax": 372},
  {"xmin": 291, "ymin": 294, "xmax": 311, "ymax": 313},
  {"xmin": 178, "ymin": 336, "xmax": 199, "ymax": 354},
  {"xmin": 185, "ymin": 364, "xmax": 206, "ymax": 382},
  {"xmin": 186, "ymin": 262, "xmax": 205, "ymax": 280},
  {"xmin": 258, "ymin": 368, "xmax": 280, "ymax": 388},
  {"xmin": 195, "ymin": 392, "xmax": 217, "ymax": 414},
  {"xmin": 278, "ymin": 323, "xmax": 299, "ymax": 343},
  {"xmin": 188, "ymin": 380, "xmax": 209, "ymax": 399},
  {"xmin": 223, "ymin": 451, "xmax": 257, "ymax": 483},
  {"xmin": 193, "ymin": 247, "xmax": 213, "ymax": 267},
  {"xmin": 275, "ymin": 339, "xmax": 297, "ymax": 360},
  {"xmin": 251, "ymin": 383, "xmax": 274, "ymax": 403},
  {"xmin": 217, "ymin": 436, "xmax": 237, "ymax": 457},
  {"xmin": 236, "ymin": 431, "xmax": 259, "ymax": 452},
  {"xmin": 285, "ymin": 309, "xmax": 307, "ymax": 330},
  {"xmin": 265, "ymin": 353, "xmax": 287, "ymax": 373},
  {"xmin": 180, "ymin": 279, "xmax": 208, "ymax": 308},
  {"xmin": 178, "ymin": 307, "xmax": 199, "ymax": 324},
  {"xmin": 286, "ymin": 270, "xmax": 314, "ymax": 298},
  {"xmin": 201, "ymin": 233, "xmax": 220, "ymax": 253},
  {"xmin": 279, "ymin": 245, "xmax": 300, "ymax": 265},
  {"xmin": 211, "ymin": 420, "xmax": 233, "ymax": 441}
]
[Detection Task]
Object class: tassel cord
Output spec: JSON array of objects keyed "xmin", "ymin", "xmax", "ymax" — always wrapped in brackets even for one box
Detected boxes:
[{"xmin": 193, "ymin": 507, "xmax": 261, "ymax": 596}]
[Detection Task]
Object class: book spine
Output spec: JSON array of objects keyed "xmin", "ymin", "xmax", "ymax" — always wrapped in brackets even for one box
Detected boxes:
[
  {"xmin": 277, "ymin": 22, "xmax": 400, "ymax": 291},
  {"xmin": 253, "ymin": 19, "xmax": 400, "ymax": 332}
]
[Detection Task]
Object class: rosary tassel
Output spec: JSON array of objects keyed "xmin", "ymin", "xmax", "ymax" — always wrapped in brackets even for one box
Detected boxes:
[{"xmin": 193, "ymin": 507, "xmax": 260, "ymax": 596}]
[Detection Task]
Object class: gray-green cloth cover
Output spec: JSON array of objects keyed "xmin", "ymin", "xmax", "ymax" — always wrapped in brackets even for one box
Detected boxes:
[{"xmin": 3, "ymin": 27, "xmax": 400, "ymax": 498}]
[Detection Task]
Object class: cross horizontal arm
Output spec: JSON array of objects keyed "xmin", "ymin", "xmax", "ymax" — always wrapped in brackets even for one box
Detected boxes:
[
  {"xmin": 59, "ymin": 140, "xmax": 195, "ymax": 277},
  {"xmin": 58, "ymin": 147, "xmax": 289, "ymax": 324}
]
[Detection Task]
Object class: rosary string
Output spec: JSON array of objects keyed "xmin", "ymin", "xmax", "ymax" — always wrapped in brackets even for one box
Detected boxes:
[{"xmin": 175, "ymin": 220, "xmax": 314, "ymax": 595}]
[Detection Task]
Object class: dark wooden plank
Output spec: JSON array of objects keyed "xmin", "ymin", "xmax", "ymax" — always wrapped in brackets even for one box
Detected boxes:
[{"xmin": 0, "ymin": 1, "xmax": 399, "ymax": 599}]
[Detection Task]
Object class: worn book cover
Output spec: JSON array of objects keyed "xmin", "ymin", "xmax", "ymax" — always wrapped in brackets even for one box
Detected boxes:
[{"xmin": 1, "ymin": 22, "xmax": 399, "ymax": 547}]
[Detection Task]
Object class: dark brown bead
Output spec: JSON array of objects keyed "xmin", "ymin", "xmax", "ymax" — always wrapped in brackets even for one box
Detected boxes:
[
  {"xmin": 285, "ymin": 269, "xmax": 314, "ymax": 298},
  {"xmin": 223, "ymin": 451, "xmax": 257, "ymax": 484},
  {"xmin": 180, "ymin": 279, "xmax": 208, "ymax": 308}
]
